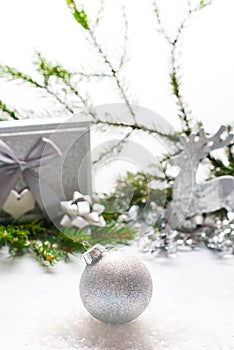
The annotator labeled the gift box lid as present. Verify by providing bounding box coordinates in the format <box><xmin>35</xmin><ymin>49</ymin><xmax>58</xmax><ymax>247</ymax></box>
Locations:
<box><xmin>0</xmin><ymin>116</ymin><xmax>91</xmax><ymax>133</ymax></box>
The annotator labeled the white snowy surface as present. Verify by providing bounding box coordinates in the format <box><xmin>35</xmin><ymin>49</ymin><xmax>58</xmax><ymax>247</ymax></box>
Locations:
<box><xmin>0</xmin><ymin>245</ymin><xmax>234</xmax><ymax>350</ymax></box>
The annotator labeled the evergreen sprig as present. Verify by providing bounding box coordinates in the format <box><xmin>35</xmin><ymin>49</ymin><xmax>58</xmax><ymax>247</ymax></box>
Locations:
<box><xmin>89</xmin><ymin>222</ymin><xmax>137</xmax><ymax>245</ymax></box>
<box><xmin>35</xmin><ymin>52</ymin><xmax>72</xmax><ymax>84</ymax></box>
<box><xmin>0</xmin><ymin>219</ymin><xmax>136</xmax><ymax>267</ymax></box>
<box><xmin>153</xmin><ymin>0</ymin><xmax>212</xmax><ymax>135</ymax></box>
<box><xmin>0</xmin><ymin>1</ymin><xmax>184</xmax><ymax>162</ymax></box>
<box><xmin>66</xmin><ymin>0</ymin><xmax>90</xmax><ymax>30</ymax></box>
<box><xmin>0</xmin><ymin>99</ymin><xmax>19</xmax><ymax>120</ymax></box>
<box><xmin>0</xmin><ymin>0</ymin><xmax>233</xmax><ymax>258</ymax></box>
<box><xmin>0</xmin><ymin>65</ymin><xmax>42</xmax><ymax>88</ymax></box>
<box><xmin>99</xmin><ymin>171</ymin><xmax>172</xmax><ymax>214</ymax></box>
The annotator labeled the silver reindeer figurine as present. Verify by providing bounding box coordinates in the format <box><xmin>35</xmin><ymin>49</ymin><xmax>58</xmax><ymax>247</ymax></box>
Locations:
<box><xmin>166</xmin><ymin>126</ymin><xmax>234</xmax><ymax>231</ymax></box>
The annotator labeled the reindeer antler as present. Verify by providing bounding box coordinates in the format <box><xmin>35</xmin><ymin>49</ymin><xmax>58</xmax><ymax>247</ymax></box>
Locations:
<box><xmin>180</xmin><ymin>126</ymin><xmax>233</xmax><ymax>160</ymax></box>
<box><xmin>180</xmin><ymin>129</ymin><xmax>206</xmax><ymax>149</ymax></box>
<box><xmin>208</xmin><ymin>126</ymin><xmax>233</xmax><ymax>151</ymax></box>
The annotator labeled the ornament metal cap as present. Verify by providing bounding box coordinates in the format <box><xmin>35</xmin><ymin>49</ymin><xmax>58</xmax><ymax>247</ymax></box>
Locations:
<box><xmin>82</xmin><ymin>244</ymin><xmax>105</xmax><ymax>265</ymax></box>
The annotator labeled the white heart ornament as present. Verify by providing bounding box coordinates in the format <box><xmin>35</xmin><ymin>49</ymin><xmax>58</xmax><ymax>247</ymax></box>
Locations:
<box><xmin>3</xmin><ymin>189</ymin><xmax>36</xmax><ymax>219</ymax></box>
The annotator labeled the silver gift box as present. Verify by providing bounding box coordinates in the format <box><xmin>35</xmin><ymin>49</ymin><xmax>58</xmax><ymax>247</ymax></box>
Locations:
<box><xmin>0</xmin><ymin>117</ymin><xmax>92</xmax><ymax>221</ymax></box>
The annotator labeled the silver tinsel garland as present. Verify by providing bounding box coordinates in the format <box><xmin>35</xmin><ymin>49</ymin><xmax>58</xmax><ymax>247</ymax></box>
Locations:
<box><xmin>119</xmin><ymin>204</ymin><xmax>234</xmax><ymax>258</ymax></box>
<box><xmin>205</xmin><ymin>212</ymin><xmax>234</xmax><ymax>256</ymax></box>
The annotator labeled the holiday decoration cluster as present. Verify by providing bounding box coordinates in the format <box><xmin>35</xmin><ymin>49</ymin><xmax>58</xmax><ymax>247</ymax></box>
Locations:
<box><xmin>0</xmin><ymin>0</ymin><xmax>233</xmax><ymax>266</ymax></box>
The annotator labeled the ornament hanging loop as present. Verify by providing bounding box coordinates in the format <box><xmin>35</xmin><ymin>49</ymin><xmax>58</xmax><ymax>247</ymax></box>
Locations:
<box><xmin>82</xmin><ymin>244</ymin><xmax>105</xmax><ymax>265</ymax></box>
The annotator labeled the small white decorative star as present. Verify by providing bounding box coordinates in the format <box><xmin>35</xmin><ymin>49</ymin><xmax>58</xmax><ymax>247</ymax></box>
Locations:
<box><xmin>60</xmin><ymin>191</ymin><xmax>106</xmax><ymax>229</ymax></box>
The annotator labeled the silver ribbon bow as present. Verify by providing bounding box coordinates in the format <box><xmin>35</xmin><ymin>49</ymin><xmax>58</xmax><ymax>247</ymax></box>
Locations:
<box><xmin>60</xmin><ymin>191</ymin><xmax>106</xmax><ymax>229</ymax></box>
<box><xmin>0</xmin><ymin>137</ymin><xmax>62</xmax><ymax>218</ymax></box>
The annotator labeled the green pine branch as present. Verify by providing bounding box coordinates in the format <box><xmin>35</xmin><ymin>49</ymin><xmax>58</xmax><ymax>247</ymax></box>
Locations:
<box><xmin>99</xmin><ymin>171</ymin><xmax>172</xmax><ymax>213</ymax></box>
<box><xmin>66</xmin><ymin>0</ymin><xmax>90</xmax><ymax>30</ymax></box>
<box><xmin>0</xmin><ymin>1</ymin><xmax>181</xmax><ymax>163</ymax></box>
<box><xmin>65</xmin><ymin>0</ymin><xmax>142</xmax><ymax>158</ymax></box>
<box><xmin>34</xmin><ymin>51</ymin><xmax>94</xmax><ymax>114</ymax></box>
<box><xmin>153</xmin><ymin>0</ymin><xmax>212</xmax><ymax>135</ymax></box>
<box><xmin>0</xmin><ymin>63</ymin><xmax>75</xmax><ymax>115</ymax></box>
<box><xmin>66</xmin><ymin>0</ymin><xmax>131</xmax><ymax>113</ymax></box>
<box><xmin>0</xmin><ymin>219</ymin><xmax>137</xmax><ymax>267</ymax></box>
<box><xmin>0</xmin><ymin>99</ymin><xmax>20</xmax><ymax>120</ymax></box>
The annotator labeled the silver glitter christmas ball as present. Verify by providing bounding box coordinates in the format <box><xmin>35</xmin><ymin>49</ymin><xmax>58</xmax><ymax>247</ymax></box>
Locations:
<box><xmin>79</xmin><ymin>245</ymin><xmax>153</xmax><ymax>324</ymax></box>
